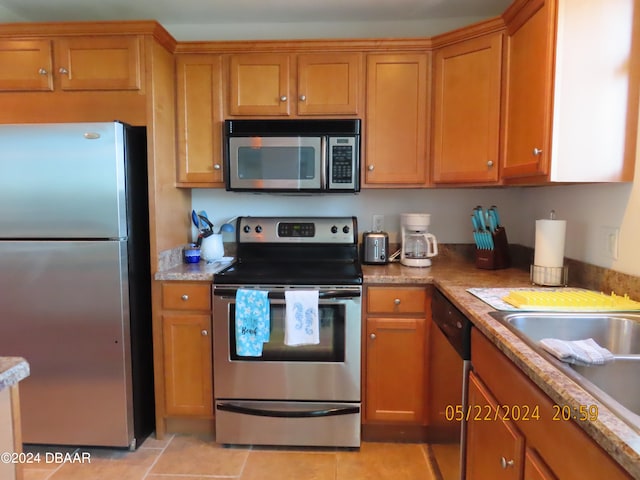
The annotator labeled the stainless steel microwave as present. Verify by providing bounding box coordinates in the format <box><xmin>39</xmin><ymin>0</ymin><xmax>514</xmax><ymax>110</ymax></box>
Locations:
<box><xmin>224</xmin><ymin>119</ymin><xmax>361</xmax><ymax>193</ymax></box>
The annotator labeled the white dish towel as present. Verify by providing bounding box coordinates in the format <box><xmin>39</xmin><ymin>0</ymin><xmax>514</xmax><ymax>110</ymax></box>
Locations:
<box><xmin>539</xmin><ymin>338</ymin><xmax>614</xmax><ymax>365</ymax></box>
<box><xmin>284</xmin><ymin>289</ymin><xmax>320</xmax><ymax>346</ymax></box>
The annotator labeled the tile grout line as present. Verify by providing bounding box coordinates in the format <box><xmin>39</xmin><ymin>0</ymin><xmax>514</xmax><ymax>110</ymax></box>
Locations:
<box><xmin>141</xmin><ymin>434</ymin><xmax>176</xmax><ymax>480</ymax></box>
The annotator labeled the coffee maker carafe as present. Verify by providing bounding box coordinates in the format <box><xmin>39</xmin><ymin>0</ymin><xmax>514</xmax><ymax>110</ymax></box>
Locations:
<box><xmin>400</xmin><ymin>213</ymin><xmax>438</xmax><ymax>267</ymax></box>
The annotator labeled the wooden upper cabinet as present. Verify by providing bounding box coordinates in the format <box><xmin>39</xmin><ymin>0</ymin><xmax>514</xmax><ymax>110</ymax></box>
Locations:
<box><xmin>432</xmin><ymin>32</ymin><xmax>503</xmax><ymax>184</ymax></box>
<box><xmin>55</xmin><ymin>36</ymin><xmax>142</xmax><ymax>91</ymax></box>
<box><xmin>365</xmin><ymin>53</ymin><xmax>429</xmax><ymax>186</ymax></box>
<box><xmin>0</xmin><ymin>35</ymin><xmax>143</xmax><ymax>92</ymax></box>
<box><xmin>176</xmin><ymin>54</ymin><xmax>224</xmax><ymax>186</ymax></box>
<box><xmin>0</xmin><ymin>39</ymin><xmax>53</xmax><ymax>91</ymax></box>
<box><xmin>296</xmin><ymin>53</ymin><xmax>360</xmax><ymax>115</ymax></box>
<box><xmin>227</xmin><ymin>52</ymin><xmax>361</xmax><ymax>116</ymax></box>
<box><xmin>502</xmin><ymin>0</ymin><xmax>638</xmax><ymax>183</ymax></box>
<box><xmin>501</xmin><ymin>0</ymin><xmax>553</xmax><ymax>181</ymax></box>
<box><xmin>229</xmin><ymin>53</ymin><xmax>291</xmax><ymax>116</ymax></box>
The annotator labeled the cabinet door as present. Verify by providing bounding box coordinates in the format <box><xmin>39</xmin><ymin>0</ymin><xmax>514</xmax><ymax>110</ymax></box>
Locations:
<box><xmin>162</xmin><ymin>313</ymin><xmax>213</xmax><ymax>417</ymax></box>
<box><xmin>297</xmin><ymin>53</ymin><xmax>361</xmax><ymax>115</ymax></box>
<box><xmin>432</xmin><ymin>33</ymin><xmax>502</xmax><ymax>184</ymax></box>
<box><xmin>502</xmin><ymin>0</ymin><xmax>554</xmax><ymax>180</ymax></box>
<box><xmin>524</xmin><ymin>448</ymin><xmax>557</xmax><ymax>480</ymax></box>
<box><xmin>0</xmin><ymin>39</ymin><xmax>53</xmax><ymax>91</ymax></box>
<box><xmin>176</xmin><ymin>54</ymin><xmax>224</xmax><ymax>186</ymax></box>
<box><xmin>365</xmin><ymin>317</ymin><xmax>427</xmax><ymax>424</ymax></box>
<box><xmin>54</xmin><ymin>36</ymin><xmax>142</xmax><ymax>91</ymax></box>
<box><xmin>228</xmin><ymin>53</ymin><xmax>290</xmax><ymax>115</ymax></box>
<box><xmin>466</xmin><ymin>372</ymin><xmax>524</xmax><ymax>479</ymax></box>
<box><xmin>365</xmin><ymin>53</ymin><xmax>429</xmax><ymax>186</ymax></box>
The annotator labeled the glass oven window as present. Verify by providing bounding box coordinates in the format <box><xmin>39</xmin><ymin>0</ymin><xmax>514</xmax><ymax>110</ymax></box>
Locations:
<box><xmin>230</xmin><ymin>303</ymin><xmax>346</xmax><ymax>362</ymax></box>
<box><xmin>237</xmin><ymin>146</ymin><xmax>317</xmax><ymax>180</ymax></box>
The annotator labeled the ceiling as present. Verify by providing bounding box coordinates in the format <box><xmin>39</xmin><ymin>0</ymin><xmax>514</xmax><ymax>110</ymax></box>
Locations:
<box><xmin>0</xmin><ymin>0</ymin><xmax>512</xmax><ymax>40</ymax></box>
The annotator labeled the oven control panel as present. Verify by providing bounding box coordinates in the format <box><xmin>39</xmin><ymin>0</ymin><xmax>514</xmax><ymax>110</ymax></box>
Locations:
<box><xmin>237</xmin><ymin>216</ymin><xmax>357</xmax><ymax>244</ymax></box>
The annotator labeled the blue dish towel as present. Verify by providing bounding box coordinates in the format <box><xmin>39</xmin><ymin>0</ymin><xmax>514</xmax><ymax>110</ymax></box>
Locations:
<box><xmin>235</xmin><ymin>289</ymin><xmax>270</xmax><ymax>357</ymax></box>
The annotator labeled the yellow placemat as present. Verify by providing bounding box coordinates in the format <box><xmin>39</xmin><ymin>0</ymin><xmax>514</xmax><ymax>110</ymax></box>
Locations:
<box><xmin>502</xmin><ymin>290</ymin><xmax>640</xmax><ymax>311</ymax></box>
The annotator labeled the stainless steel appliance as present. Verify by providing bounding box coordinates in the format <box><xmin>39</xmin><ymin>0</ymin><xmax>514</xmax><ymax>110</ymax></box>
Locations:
<box><xmin>212</xmin><ymin>216</ymin><xmax>362</xmax><ymax>447</ymax></box>
<box><xmin>432</xmin><ymin>288</ymin><xmax>473</xmax><ymax>480</ymax></box>
<box><xmin>224</xmin><ymin>119</ymin><xmax>361</xmax><ymax>193</ymax></box>
<box><xmin>362</xmin><ymin>231</ymin><xmax>389</xmax><ymax>264</ymax></box>
<box><xmin>0</xmin><ymin>122</ymin><xmax>154</xmax><ymax>449</ymax></box>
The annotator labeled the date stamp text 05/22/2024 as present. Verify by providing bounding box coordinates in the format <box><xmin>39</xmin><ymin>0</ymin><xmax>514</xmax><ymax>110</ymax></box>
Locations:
<box><xmin>445</xmin><ymin>404</ymin><xmax>599</xmax><ymax>422</ymax></box>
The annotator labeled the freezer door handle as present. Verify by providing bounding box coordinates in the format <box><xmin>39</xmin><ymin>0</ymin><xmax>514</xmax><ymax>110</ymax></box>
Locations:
<box><xmin>216</xmin><ymin>402</ymin><xmax>360</xmax><ymax>418</ymax></box>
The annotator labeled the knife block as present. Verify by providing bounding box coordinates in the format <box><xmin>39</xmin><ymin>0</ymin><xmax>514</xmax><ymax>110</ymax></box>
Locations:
<box><xmin>475</xmin><ymin>227</ymin><xmax>510</xmax><ymax>269</ymax></box>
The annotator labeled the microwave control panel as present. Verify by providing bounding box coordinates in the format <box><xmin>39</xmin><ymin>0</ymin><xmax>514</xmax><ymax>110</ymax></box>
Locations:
<box><xmin>328</xmin><ymin>136</ymin><xmax>358</xmax><ymax>190</ymax></box>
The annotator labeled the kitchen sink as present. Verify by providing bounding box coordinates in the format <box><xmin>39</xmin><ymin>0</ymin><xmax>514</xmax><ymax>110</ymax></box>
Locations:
<box><xmin>488</xmin><ymin>311</ymin><xmax>640</xmax><ymax>433</ymax></box>
<box><xmin>489</xmin><ymin>312</ymin><xmax>640</xmax><ymax>355</ymax></box>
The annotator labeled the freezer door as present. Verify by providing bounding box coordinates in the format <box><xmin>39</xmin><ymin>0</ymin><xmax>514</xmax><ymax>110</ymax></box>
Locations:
<box><xmin>0</xmin><ymin>122</ymin><xmax>127</xmax><ymax>239</ymax></box>
<box><xmin>0</xmin><ymin>240</ymin><xmax>135</xmax><ymax>448</ymax></box>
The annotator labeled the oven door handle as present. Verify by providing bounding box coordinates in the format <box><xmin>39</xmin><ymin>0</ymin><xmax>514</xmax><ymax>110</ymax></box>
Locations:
<box><xmin>216</xmin><ymin>402</ymin><xmax>360</xmax><ymax>418</ymax></box>
<box><xmin>213</xmin><ymin>288</ymin><xmax>361</xmax><ymax>300</ymax></box>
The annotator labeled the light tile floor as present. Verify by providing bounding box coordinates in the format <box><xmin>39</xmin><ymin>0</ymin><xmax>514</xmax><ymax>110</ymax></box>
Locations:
<box><xmin>22</xmin><ymin>434</ymin><xmax>457</xmax><ymax>480</ymax></box>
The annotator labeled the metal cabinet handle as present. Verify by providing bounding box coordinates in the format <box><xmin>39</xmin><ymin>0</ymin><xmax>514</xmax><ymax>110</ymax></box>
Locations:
<box><xmin>500</xmin><ymin>457</ymin><xmax>515</xmax><ymax>469</ymax></box>
<box><xmin>58</xmin><ymin>67</ymin><xmax>69</xmax><ymax>75</ymax></box>
<box><xmin>201</xmin><ymin>330</ymin><xmax>208</xmax><ymax>336</ymax></box>
<box><xmin>533</xmin><ymin>148</ymin><xmax>543</xmax><ymax>156</ymax></box>
<box><xmin>487</xmin><ymin>160</ymin><xmax>494</xmax><ymax>167</ymax></box>
<box><xmin>299</xmin><ymin>95</ymin><xmax>306</xmax><ymax>101</ymax></box>
<box><xmin>181</xmin><ymin>294</ymin><xmax>189</xmax><ymax>301</ymax></box>
<box><xmin>394</xmin><ymin>298</ymin><xmax>401</xmax><ymax>305</ymax></box>
<box><xmin>368</xmin><ymin>165</ymin><xmax>375</xmax><ymax>171</ymax></box>
<box><xmin>38</xmin><ymin>68</ymin><xmax>48</xmax><ymax>75</ymax></box>
<box><xmin>213</xmin><ymin>163</ymin><xmax>221</xmax><ymax>170</ymax></box>
<box><xmin>280</xmin><ymin>95</ymin><xmax>288</xmax><ymax>102</ymax></box>
<box><xmin>370</xmin><ymin>333</ymin><xmax>376</xmax><ymax>340</ymax></box>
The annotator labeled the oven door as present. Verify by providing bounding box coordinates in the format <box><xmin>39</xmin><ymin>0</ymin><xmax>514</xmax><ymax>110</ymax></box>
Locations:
<box><xmin>213</xmin><ymin>285</ymin><xmax>361</xmax><ymax>402</ymax></box>
<box><xmin>226</xmin><ymin>137</ymin><xmax>325</xmax><ymax>191</ymax></box>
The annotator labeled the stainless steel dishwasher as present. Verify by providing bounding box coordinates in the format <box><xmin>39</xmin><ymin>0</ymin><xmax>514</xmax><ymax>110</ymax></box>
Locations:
<box><xmin>431</xmin><ymin>288</ymin><xmax>472</xmax><ymax>480</ymax></box>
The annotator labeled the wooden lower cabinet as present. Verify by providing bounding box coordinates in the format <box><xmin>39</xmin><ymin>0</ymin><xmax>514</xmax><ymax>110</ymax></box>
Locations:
<box><xmin>363</xmin><ymin>285</ymin><xmax>430</xmax><ymax>440</ymax></box>
<box><xmin>471</xmin><ymin>328</ymin><xmax>632</xmax><ymax>479</ymax></box>
<box><xmin>466</xmin><ymin>371</ymin><xmax>524</xmax><ymax>479</ymax></box>
<box><xmin>159</xmin><ymin>282</ymin><xmax>213</xmax><ymax>419</ymax></box>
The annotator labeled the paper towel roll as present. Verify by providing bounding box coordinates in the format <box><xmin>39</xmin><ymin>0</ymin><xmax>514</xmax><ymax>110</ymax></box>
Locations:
<box><xmin>534</xmin><ymin>219</ymin><xmax>566</xmax><ymax>267</ymax></box>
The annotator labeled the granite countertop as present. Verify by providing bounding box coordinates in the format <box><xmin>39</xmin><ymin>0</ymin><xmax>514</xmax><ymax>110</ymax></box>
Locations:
<box><xmin>0</xmin><ymin>357</ymin><xmax>30</xmax><ymax>391</ymax></box>
<box><xmin>155</xmin><ymin>250</ymin><xmax>639</xmax><ymax>475</ymax></box>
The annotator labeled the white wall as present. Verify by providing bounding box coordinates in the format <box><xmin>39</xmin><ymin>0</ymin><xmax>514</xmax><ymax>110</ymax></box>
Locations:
<box><xmin>165</xmin><ymin>17</ymin><xmax>488</xmax><ymax>41</ymax></box>
<box><xmin>193</xmin><ymin>180</ymin><xmax>640</xmax><ymax>277</ymax></box>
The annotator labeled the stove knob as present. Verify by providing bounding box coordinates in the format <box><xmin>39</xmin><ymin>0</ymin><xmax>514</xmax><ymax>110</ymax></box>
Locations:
<box><xmin>255</xmin><ymin>225</ymin><xmax>263</xmax><ymax>233</ymax></box>
<box><xmin>243</xmin><ymin>225</ymin><xmax>251</xmax><ymax>233</ymax></box>
<box><xmin>343</xmin><ymin>225</ymin><xmax>350</xmax><ymax>234</ymax></box>
<box><xmin>331</xmin><ymin>225</ymin><xmax>338</xmax><ymax>234</ymax></box>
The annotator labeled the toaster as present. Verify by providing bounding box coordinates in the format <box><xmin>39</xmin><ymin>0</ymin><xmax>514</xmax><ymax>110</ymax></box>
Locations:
<box><xmin>362</xmin><ymin>231</ymin><xmax>389</xmax><ymax>264</ymax></box>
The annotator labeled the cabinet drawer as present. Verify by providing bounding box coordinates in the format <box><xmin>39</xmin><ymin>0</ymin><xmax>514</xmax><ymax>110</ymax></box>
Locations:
<box><xmin>367</xmin><ymin>286</ymin><xmax>427</xmax><ymax>314</ymax></box>
<box><xmin>162</xmin><ymin>283</ymin><xmax>211</xmax><ymax>311</ymax></box>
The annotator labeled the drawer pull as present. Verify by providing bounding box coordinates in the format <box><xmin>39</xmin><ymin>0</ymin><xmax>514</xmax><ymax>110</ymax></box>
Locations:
<box><xmin>500</xmin><ymin>457</ymin><xmax>515</xmax><ymax>469</ymax></box>
<box><xmin>201</xmin><ymin>330</ymin><xmax>208</xmax><ymax>336</ymax></box>
<box><xmin>394</xmin><ymin>298</ymin><xmax>401</xmax><ymax>305</ymax></box>
<box><xmin>181</xmin><ymin>294</ymin><xmax>189</xmax><ymax>301</ymax></box>
<box><xmin>370</xmin><ymin>333</ymin><xmax>377</xmax><ymax>340</ymax></box>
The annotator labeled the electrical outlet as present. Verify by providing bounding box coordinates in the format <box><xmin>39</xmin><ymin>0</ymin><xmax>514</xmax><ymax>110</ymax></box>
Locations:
<box><xmin>372</xmin><ymin>214</ymin><xmax>384</xmax><ymax>232</ymax></box>
<box><xmin>602</xmin><ymin>227</ymin><xmax>620</xmax><ymax>260</ymax></box>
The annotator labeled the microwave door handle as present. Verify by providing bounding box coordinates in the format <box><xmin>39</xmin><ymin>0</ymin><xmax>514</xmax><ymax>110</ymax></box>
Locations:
<box><xmin>321</xmin><ymin>136</ymin><xmax>328</xmax><ymax>189</ymax></box>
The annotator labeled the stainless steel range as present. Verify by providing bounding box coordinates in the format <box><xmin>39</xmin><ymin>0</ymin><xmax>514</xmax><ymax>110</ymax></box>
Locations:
<box><xmin>212</xmin><ymin>216</ymin><xmax>363</xmax><ymax>448</ymax></box>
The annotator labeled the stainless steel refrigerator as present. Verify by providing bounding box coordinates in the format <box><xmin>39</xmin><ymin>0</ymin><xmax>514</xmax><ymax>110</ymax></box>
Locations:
<box><xmin>0</xmin><ymin>122</ymin><xmax>154</xmax><ymax>449</ymax></box>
